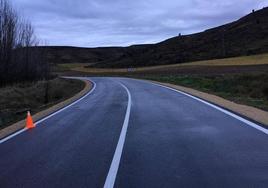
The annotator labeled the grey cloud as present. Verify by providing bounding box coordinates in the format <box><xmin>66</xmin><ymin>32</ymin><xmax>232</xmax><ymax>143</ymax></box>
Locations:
<box><xmin>13</xmin><ymin>0</ymin><xmax>268</xmax><ymax>47</ymax></box>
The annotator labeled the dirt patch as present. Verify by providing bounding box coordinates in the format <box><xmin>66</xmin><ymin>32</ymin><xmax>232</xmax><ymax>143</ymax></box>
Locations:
<box><xmin>137</xmin><ymin>64</ymin><xmax>268</xmax><ymax>75</ymax></box>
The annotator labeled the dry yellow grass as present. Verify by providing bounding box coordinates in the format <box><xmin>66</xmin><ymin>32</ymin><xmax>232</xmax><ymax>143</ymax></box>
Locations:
<box><xmin>180</xmin><ymin>53</ymin><xmax>268</xmax><ymax>66</ymax></box>
<box><xmin>73</xmin><ymin>67</ymin><xmax>128</xmax><ymax>73</ymax></box>
<box><xmin>58</xmin><ymin>63</ymin><xmax>93</xmax><ymax>69</ymax></box>
<box><xmin>59</xmin><ymin>53</ymin><xmax>268</xmax><ymax>73</ymax></box>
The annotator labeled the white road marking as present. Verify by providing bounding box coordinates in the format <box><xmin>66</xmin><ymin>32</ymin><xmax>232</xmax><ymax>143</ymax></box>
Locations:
<box><xmin>104</xmin><ymin>83</ymin><xmax>132</xmax><ymax>188</ymax></box>
<box><xmin>0</xmin><ymin>128</ymin><xmax>27</xmax><ymax>144</ymax></box>
<box><xmin>0</xmin><ymin>79</ymin><xmax>96</xmax><ymax>144</ymax></box>
<box><xmin>152</xmin><ymin>82</ymin><xmax>268</xmax><ymax>135</ymax></box>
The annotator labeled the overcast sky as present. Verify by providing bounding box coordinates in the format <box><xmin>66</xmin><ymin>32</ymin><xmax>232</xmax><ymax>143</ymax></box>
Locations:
<box><xmin>13</xmin><ymin>0</ymin><xmax>268</xmax><ymax>47</ymax></box>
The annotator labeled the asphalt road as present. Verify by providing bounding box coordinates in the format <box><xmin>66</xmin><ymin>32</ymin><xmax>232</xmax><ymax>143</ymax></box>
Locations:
<box><xmin>0</xmin><ymin>77</ymin><xmax>267</xmax><ymax>188</ymax></box>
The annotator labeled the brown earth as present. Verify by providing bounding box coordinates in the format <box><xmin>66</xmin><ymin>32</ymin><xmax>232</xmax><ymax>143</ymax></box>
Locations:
<box><xmin>57</xmin><ymin>64</ymin><xmax>268</xmax><ymax>77</ymax></box>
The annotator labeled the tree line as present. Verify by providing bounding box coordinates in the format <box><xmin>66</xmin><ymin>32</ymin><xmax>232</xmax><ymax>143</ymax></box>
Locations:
<box><xmin>0</xmin><ymin>0</ymin><xmax>49</xmax><ymax>87</ymax></box>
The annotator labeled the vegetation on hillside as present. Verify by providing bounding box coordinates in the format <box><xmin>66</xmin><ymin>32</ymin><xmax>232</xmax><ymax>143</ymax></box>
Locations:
<box><xmin>38</xmin><ymin>7</ymin><xmax>268</xmax><ymax>68</ymax></box>
<box><xmin>0</xmin><ymin>0</ymin><xmax>49</xmax><ymax>87</ymax></box>
<box><xmin>93</xmin><ymin>7</ymin><xmax>268</xmax><ymax>68</ymax></box>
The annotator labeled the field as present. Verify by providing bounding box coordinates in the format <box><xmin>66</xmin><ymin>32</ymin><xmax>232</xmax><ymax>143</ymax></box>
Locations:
<box><xmin>57</xmin><ymin>53</ymin><xmax>268</xmax><ymax>75</ymax></box>
<box><xmin>0</xmin><ymin>78</ymin><xmax>85</xmax><ymax>130</ymax></box>
<box><xmin>56</xmin><ymin>53</ymin><xmax>268</xmax><ymax>112</ymax></box>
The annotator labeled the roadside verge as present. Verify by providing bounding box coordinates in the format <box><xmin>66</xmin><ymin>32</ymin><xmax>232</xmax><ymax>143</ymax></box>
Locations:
<box><xmin>0</xmin><ymin>78</ymin><xmax>92</xmax><ymax>140</ymax></box>
<box><xmin>151</xmin><ymin>80</ymin><xmax>268</xmax><ymax>128</ymax></box>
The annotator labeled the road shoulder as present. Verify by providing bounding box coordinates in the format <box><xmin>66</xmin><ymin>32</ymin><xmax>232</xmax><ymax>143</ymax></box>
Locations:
<box><xmin>0</xmin><ymin>78</ymin><xmax>92</xmax><ymax>140</ymax></box>
<box><xmin>151</xmin><ymin>80</ymin><xmax>268</xmax><ymax>127</ymax></box>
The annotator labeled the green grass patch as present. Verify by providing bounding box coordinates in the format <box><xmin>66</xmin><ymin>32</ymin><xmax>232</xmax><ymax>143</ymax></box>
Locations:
<box><xmin>143</xmin><ymin>73</ymin><xmax>268</xmax><ymax>111</ymax></box>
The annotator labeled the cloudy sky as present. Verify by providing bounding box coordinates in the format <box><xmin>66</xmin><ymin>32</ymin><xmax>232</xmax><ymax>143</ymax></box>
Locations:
<box><xmin>13</xmin><ymin>0</ymin><xmax>268</xmax><ymax>47</ymax></box>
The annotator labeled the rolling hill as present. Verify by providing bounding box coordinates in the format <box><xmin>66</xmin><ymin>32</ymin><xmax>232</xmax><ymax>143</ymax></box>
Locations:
<box><xmin>41</xmin><ymin>7</ymin><xmax>268</xmax><ymax>68</ymax></box>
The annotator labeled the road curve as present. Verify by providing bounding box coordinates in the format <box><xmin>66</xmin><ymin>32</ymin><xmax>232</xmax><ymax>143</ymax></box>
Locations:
<box><xmin>0</xmin><ymin>77</ymin><xmax>267</xmax><ymax>188</ymax></box>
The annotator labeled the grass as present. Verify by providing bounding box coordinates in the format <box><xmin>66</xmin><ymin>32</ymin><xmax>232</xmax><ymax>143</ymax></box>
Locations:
<box><xmin>58</xmin><ymin>63</ymin><xmax>93</xmax><ymax>70</ymax></box>
<box><xmin>165</xmin><ymin>53</ymin><xmax>268</xmax><ymax>67</ymax></box>
<box><xmin>142</xmin><ymin>73</ymin><xmax>268</xmax><ymax>111</ymax></box>
<box><xmin>0</xmin><ymin>78</ymin><xmax>85</xmax><ymax>130</ymax></box>
<box><xmin>59</xmin><ymin>53</ymin><xmax>268</xmax><ymax>74</ymax></box>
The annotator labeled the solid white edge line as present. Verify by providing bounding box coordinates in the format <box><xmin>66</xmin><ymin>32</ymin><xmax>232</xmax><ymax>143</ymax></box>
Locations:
<box><xmin>150</xmin><ymin>82</ymin><xmax>268</xmax><ymax>135</ymax></box>
<box><xmin>104</xmin><ymin>83</ymin><xmax>132</xmax><ymax>188</ymax></box>
<box><xmin>0</xmin><ymin>78</ymin><xmax>96</xmax><ymax>144</ymax></box>
<box><xmin>0</xmin><ymin>128</ymin><xmax>27</xmax><ymax>144</ymax></box>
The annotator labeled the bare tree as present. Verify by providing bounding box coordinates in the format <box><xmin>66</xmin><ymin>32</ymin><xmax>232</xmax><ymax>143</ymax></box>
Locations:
<box><xmin>0</xmin><ymin>0</ymin><xmax>18</xmax><ymax>85</ymax></box>
<box><xmin>0</xmin><ymin>0</ymin><xmax>49</xmax><ymax>86</ymax></box>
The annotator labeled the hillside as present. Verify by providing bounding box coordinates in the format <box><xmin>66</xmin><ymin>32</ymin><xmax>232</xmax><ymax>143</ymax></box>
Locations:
<box><xmin>42</xmin><ymin>7</ymin><xmax>268</xmax><ymax>68</ymax></box>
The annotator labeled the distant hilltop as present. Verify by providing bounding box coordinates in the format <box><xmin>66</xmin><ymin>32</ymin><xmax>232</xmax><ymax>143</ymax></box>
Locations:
<box><xmin>37</xmin><ymin>7</ymin><xmax>268</xmax><ymax>68</ymax></box>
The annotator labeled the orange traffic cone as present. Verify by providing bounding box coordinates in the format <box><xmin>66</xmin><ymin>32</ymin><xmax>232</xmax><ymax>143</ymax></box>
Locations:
<box><xmin>26</xmin><ymin>111</ymin><xmax>35</xmax><ymax>129</ymax></box>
